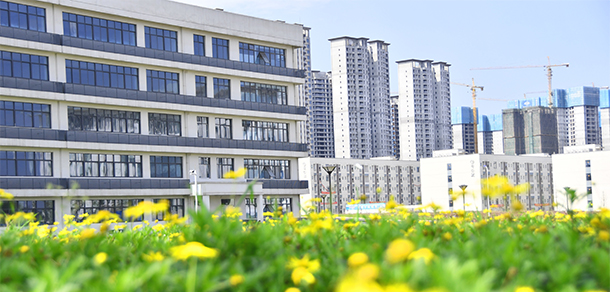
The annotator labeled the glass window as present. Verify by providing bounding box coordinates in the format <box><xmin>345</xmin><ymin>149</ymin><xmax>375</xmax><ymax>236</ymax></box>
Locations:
<box><xmin>66</xmin><ymin>60</ymin><xmax>138</xmax><ymax>90</ymax></box>
<box><xmin>213</xmin><ymin>78</ymin><xmax>230</xmax><ymax>99</ymax></box>
<box><xmin>1</xmin><ymin>200</ymin><xmax>54</xmax><ymax>226</ymax></box>
<box><xmin>71</xmin><ymin>199</ymin><xmax>142</xmax><ymax>221</ymax></box>
<box><xmin>195</xmin><ymin>76</ymin><xmax>206</xmax><ymax>97</ymax></box>
<box><xmin>215</xmin><ymin>117</ymin><xmax>232</xmax><ymax>139</ymax></box>
<box><xmin>198</xmin><ymin>157</ymin><xmax>210</xmax><ymax>179</ymax></box>
<box><xmin>146</xmin><ymin>70</ymin><xmax>179</xmax><ymax>94</ymax></box>
<box><xmin>153</xmin><ymin>198</ymin><xmax>185</xmax><ymax>220</ymax></box>
<box><xmin>217</xmin><ymin>157</ymin><xmax>234</xmax><ymax>178</ymax></box>
<box><xmin>62</xmin><ymin>12</ymin><xmax>135</xmax><ymax>46</ymax></box>
<box><xmin>0</xmin><ymin>151</ymin><xmax>52</xmax><ymax>176</ymax></box>
<box><xmin>148</xmin><ymin>113</ymin><xmax>181</xmax><ymax>136</ymax></box>
<box><xmin>585</xmin><ymin>160</ymin><xmax>591</xmax><ymax>167</ymax></box>
<box><xmin>239</xmin><ymin>42</ymin><xmax>285</xmax><ymax>67</ymax></box>
<box><xmin>0</xmin><ymin>100</ymin><xmax>50</xmax><ymax>128</ymax></box>
<box><xmin>212</xmin><ymin>37</ymin><xmax>229</xmax><ymax>59</ymax></box>
<box><xmin>150</xmin><ymin>156</ymin><xmax>182</xmax><ymax>178</ymax></box>
<box><xmin>242</xmin><ymin>120</ymin><xmax>288</xmax><ymax>142</ymax></box>
<box><xmin>145</xmin><ymin>26</ymin><xmax>177</xmax><ymax>52</ymax></box>
<box><xmin>68</xmin><ymin>106</ymin><xmax>140</xmax><ymax>133</ymax></box>
<box><xmin>69</xmin><ymin>153</ymin><xmax>142</xmax><ymax>177</ymax></box>
<box><xmin>0</xmin><ymin>50</ymin><xmax>48</xmax><ymax>80</ymax></box>
<box><xmin>197</xmin><ymin>116</ymin><xmax>208</xmax><ymax>138</ymax></box>
<box><xmin>240</xmin><ymin>81</ymin><xmax>287</xmax><ymax>105</ymax></box>
<box><xmin>244</xmin><ymin>159</ymin><xmax>290</xmax><ymax>179</ymax></box>
<box><xmin>245</xmin><ymin>198</ymin><xmax>256</xmax><ymax>219</ymax></box>
<box><xmin>0</xmin><ymin>1</ymin><xmax>45</xmax><ymax>32</ymax></box>
<box><xmin>193</xmin><ymin>34</ymin><xmax>205</xmax><ymax>56</ymax></box>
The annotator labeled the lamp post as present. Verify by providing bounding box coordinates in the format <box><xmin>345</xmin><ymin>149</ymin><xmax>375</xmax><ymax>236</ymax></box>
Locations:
<box><xmin>322</xmin><ymin>165</ymin><xmax>336</xmax><ymax>215</ymax></box>
<box><xmin>483</xmin><ymin>164</ymin><xmax>490</xmax><ymax>215</ymax></box>
<box><xmin>321</xmin><ymin>194</ymin><xmax>327</xmax><ymax>212</ymax></box>
<box><xmin>189</xmin><ymin>170</ymin><xmax>199</xmax><ymax>213</ymax></box>
<box><xmin>459</xmin><ymin>184</ymin><xmax>467</xmax><ymax>212</ymax></box>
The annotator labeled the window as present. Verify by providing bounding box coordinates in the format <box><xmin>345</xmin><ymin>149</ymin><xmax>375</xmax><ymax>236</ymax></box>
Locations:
<box><xmin>240</xmin><ymin>81</ymin><xmax>287</xmax><ymax>105</ymax></box>
<box><xmin>242</xmin><ymin>120</ymin><xmax>288</xmax><ymax>142</ymax></box>
<box><xmin>71</xmin><ymin>199</ymin><xmax>143</xmax><ymax>221</ymax></box>
<box><xmin>150</xmin><ymin>156</ymin><xmax>182</xmax><ymax>178</ymax></box>
<box><xmin>217</xmin><ymin>158</ymin><xmax>234</xmax><ymax>178</ymax></box>
<box><xmin>62</xmin><ymin>12</ymin><xmax>135</xmax><ymax>46</ymax></box>
<box><xmin>66</xmin><ymin>60</ymin><xmax>138</xmax><ymax>89</ymax></box>
<box><xmin>221</xmin><ymin>199</ymin><xmax>231</xmax><ymax>205</ymax></box>
<box><xmin>148</xmin><ymin>113</ymin><xmax>181</xmax><ymax>136</ymax></box>
<box><xmin>239</xmin><ymin>42</ymin><xmax>285</xmax><ymax>67</ymax></box>
<box><xmin>197</xmin><ymin>116</ymin><xmax>209</xmax><ymax>138</ymax></box>
<box><xmin>213</xmin><ymin>78</ymin><xmax>230</xmax><ymax>99</ymax></box>
<box><xmin>245</xmin><ymin>198</ymin><xmax>256</xmax><ymax>219</ymax></box>
<box><xmin>146</xmin><ymin>70</ymin><xmax>179</xmax><ymax>94</ymax></box>
<box><xmin>198</xmin><ymin>157</ymin><xmax>210</xmax><ymax>179</ymax></box>
<box><xmin>1</xmin><ymin>200</ymin><xmax>54</xmax><ymax>226</ymax></box>
<box><xmin>585</xmin><ymin>160</ymin><xmax>591</xmax><ymax>167</ymax></box>
<box><xmin>195</xmin><ymin>76</ymin><xmax>207</xmax><ymax>97</ymax></box>
<box><xmin>1</xmin><ymin>101</ymin><xmax>50</xmax><ymax>128</ymax></box>
<box><xmin>193</xmin><ymin>34</ymin><xmax>205</xmax><ymax>56</ymax></box>
<box><xmin>68</xmin><ymin>107</ymin><xmax>140</xmax><ymax>133</ymax></box>
<box><xmin>69</xmin><ymin>153</ymin><xmax>142</xmax><ymax>177</ymax></box>
<box><xmin>212</xmin><ymin>37</ymin><xmax>229</xmax><ymax>59</ymax></box>
<box><xmin>1</xmin><ymin>51</ymin><xmax>48</xmax><ymax>80</ymax></box>
<box><xmin>0</xmin><ymin>151</ymin><xmax>52</xmax><ymax>176</ymax></box>
<box><xmin>215</xmin><ymin>118</ymin><xmax>232</xmax><ymax>139</ymax></box>
<box><xmin>244</xmin><ymin>159</ymin><xmax>290</xmax><ymax>179</ymax></box>
<box><xmin>145</xmin><ymin>26</ymin><xmax>177</xmax><ymax>51</ymax></box>
<box><xmin>154</xmin><ymin>198</ymin><xmax>185</xmax><ymax>220</ymax></box>
<box><xmin>0</xmin><ymin>1</ymin><xmax>45</xmax><ymax>32</ymax></box>
<box><xmin>586</xmin><ymin>173</ymin><xmax>592</xmax><ymax>181</ymax></box>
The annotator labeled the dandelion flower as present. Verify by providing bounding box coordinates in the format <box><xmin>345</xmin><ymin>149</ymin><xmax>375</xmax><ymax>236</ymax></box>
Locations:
<box><xmin>285</xmin><ymin>288</ymin><xmax>301</xmax><ymax>292</ymax></box>
<box><xmin>408</xmin><ymin>248</ymin><xmax>436</xmax><ymax>264</ymax></box>
<box><xmin>143</xmin><ymin>251</ymin><xmax>165</xmax><ymax>262</ymax></box>
<box><xmin>223</xmin><ymin>167</ymin><xmax>247</xmax><ymax>179</ymax></box>
<box><xmin>514</xmin><ymin>287</ymin><xmax>535</xmax><ymax>292</ymax></box>
<box><xmin>347</xmin><ymin>252</ymin><xmax>369</xmax><ymax>268</ymax></box>
<box><xmin>287</xmin><ymin>255</ymin><xmax>320</xmax><ymax>273</ymax></box>
<box><xmin>19</xmin><ymin>245</ymin><xmax>29</xmax><ymax>253</ymax></box>
<box><xmin>355</xmin><ymin>263</ymin><xmax>380</xmax><ymax>281</ymax></box>
<box><xmin>94</xmin><ymin>252</ymin><xmax>107</xmax><ymax>265</ymax></box>
<box><xmin>229</xmin><ymin>274</ymin><xmax>245</xmax><ymax>286</ymax></box>
<box><xmin>291</xmin><ymin>267</ymin><xmax>315</xmax><ymax>285</ymax></box>
<box><xmin>0</xmin><ymin>189</ymin><xmax>14</xmax><ymax>200</ymax></box>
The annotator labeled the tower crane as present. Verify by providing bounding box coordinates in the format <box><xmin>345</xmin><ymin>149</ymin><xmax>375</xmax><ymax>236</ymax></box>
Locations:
<box><xmin>451</xmin><ymin>78</ymin><xmax>484</xmax><ymax>153</ymax></box>
<box><xmin>471</xmin><ymin>57</ymin><xmax>568</xmax><ymax>107</ymax></box>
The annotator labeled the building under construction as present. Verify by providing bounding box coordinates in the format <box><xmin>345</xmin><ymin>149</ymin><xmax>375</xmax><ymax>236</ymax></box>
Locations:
<box><xmin>503</xmin><ymin>106</ymin><xmax>559</xmax><ymax>155</ymax></box>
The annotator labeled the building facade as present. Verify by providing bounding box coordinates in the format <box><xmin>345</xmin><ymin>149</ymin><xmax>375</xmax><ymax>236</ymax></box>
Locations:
<box><xmin>299</xmin><ymin>157</ymin><xmax>421</xmax><ymax>214</ymax></box>
<box><xmin>0</xmin><ymin>0</ymin><xmax>309</xmax><ymax>224</ymax></box>
<box><xmin>553</xmin><ymin>145</ymin><xmax>610</xmax><ymax>211</ymax></box>
<box><xmin>503</xmin><ymin>106</ymin><xmax>558</xmax><ymax>155</ymax></box>
<box><xmin>600</xmin><ymin>89</ymin><xmax>610</xmax><ymax>148</ymax></box>
<box><xmin>390</xmin><ymin>95</ymin><xmax>400</xmax><ymax>159</ymax></box>
<box><xmin>329</xmin><ymin>37</ymin><xmax>391</xmax><ymax>159</ymax></box>
<box><xmin>397</xmin><ymin>59</ymin><xmax>452</xmax><ymax>161</ymax></box>
<box><xmin>309</xmin><ymin>70</ymin><xmax>334</xmax><ymax>157</ymax></box>
<box><xmin>298</xmin><ymin>26</ymin><xmax>312</xmax><ymax>156</ymax></box>
<box><xmin>451</xmin><ymin>106</ymin><xmax>475</xmax><ymax>154</ymax></box>
<box><xmin>421</xmin><ymin>150</ymin><xmax>554</xmax><ymax>212</ymax></box>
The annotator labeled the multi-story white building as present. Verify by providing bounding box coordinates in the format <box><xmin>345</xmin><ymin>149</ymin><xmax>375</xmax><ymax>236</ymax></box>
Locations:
<box><xmin>309</xmin><ymin>70</ymin><xmax>334</xmax><ymax>157</ymax></box>
<box><xmin>421</xmin><ymin>150</ymin><xmax>554</xmax><ymax>211</ymax></box>
<box><xmin>298</xmin><ymin>26</ymin><xmax>312</xmax><ymax>156</ymax></box>
<box><xmin>0</xmin><ymin>0</ymin><xmax>309</xmax><ymax>224</ymax></box>
<box><xmin>329</xmin><ymin>37</ymin><xmax>391</xmax><ymax>159</ymax></box>
<box><xmin>390</xmin><ymin>95</ymin><xmax>400</xmax><ymax>159</ymax></box>
<box><xmin>299</xmin><ymin>157</ymin><xmax>421</xmax><ymax>214</ymax></box>
<box><xmin>553</xmin><ymin>145</ymin><xmax>610</xmax><ymax>211</ymax></box>
<box><xmin>397</xmin><ymin>59</ymin><xmax>452</xmax><ymax>161</ymax></box>
<box><xmin>451</xmin><ymin>106</ymin><xmax>475</xmax><ymax>154</ymax></box>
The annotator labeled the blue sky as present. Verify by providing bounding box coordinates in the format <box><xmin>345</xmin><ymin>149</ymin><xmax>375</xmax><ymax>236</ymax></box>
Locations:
<box><xmin>176</xmin><ymin>0</ymin><xmax>609</xmax><ymax>116</ymax></box>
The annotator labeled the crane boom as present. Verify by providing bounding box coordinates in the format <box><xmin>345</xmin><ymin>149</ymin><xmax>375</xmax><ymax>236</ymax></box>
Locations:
<box><xmin>450</xmin><ymin>78</ymin><xmax>484</xmax><ymax>153</ymax></box>
<box><xmin>470</xmin><ymin>57</ymin><xmax>568</xmax><ymax>107</ymax></box>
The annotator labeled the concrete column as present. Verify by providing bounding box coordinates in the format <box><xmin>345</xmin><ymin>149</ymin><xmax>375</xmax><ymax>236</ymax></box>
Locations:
<box><xmin>232</xmin><ymin>117</ymin><xmax>242</xmax><ymax>140</ymax></box>
<box><xmin>181</xmin><ymin>28</ymin><xmax>194</xmax><ymax>55</ymax></box>
<box><xmin>230</xmin><ymin>77</ymin><xmax>240</xmax><ymax>101</ymax></box>
<box><xmin>137</xmin><ymin>25</ymin><xmax>146</xmax><ymax>48</ymax></box>
<box><xmin>257</xmin><ymin>194</ymin><xmax>264</xmax><ymax>221</ymax></box>
<box><xmin>140</xmin><ymin>110</ymin><xmax>149</xmax><ymax>135</ymax></box>
<box><xmin>142</xmin><ymin>154</ymin><xmax>151</xmax><ymax>179</ymax></box>
<box><xmin>138</xmin><ymin>66</ymin><xmax>148</xmax><ymax>92</ymax></box>
<box><xmin>183</xmin><ymin>71</ymin><xmax>196</xmax><ymax>96</ymax></box>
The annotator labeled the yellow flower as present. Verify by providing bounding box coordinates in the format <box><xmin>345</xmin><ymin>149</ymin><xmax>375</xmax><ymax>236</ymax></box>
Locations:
<box><xmin>376</xmin><ymin>187</ymin><xmax>382</xmax><ymax>194</ymax></box>
<box><xmin>0</xmin><ymin>189</ymin><xmax>14</xmax><ymax>200</ymax></box>
<box><xmin>287</xmin><ymin>255</ymin><xmax>320</xmax><ymax>273</ymax></box>
<box><xmin>514</xmin><ymin>287</ymin><xmax>535</xmax><ymax>292</ymax></box>
<box><xmin>443</xmin><ymin>232</ymin><xmax>452</xmax><ymax>241</ymax></box>
<box><xmin>285</xmin><ymin>288</ymin><xmax>301</xmax><ymax>292</ymax></box>
<box><xmin>347</xmin><ymin>199</ymin><xmax>361</xmax><ymax>205</ymax></box>
<box><xmin>142</xmin><ymin>251</ymin><xmax>165</xmax><ymax>262</ymax></box>
<box><xmin>114</xmin><ymin>224</ymin><xmax>126</xmax><ymax>231</ymax></box>
<box><xmin>229</xmin><ymin>274</ymin><xmax>245</xmax><ymax>286</ymax></box>
<box><xmin>85</xmin><ymin>210</ymin><xmax>121</xmax><ymax>224</ymax></box>
<box><xmin>598</xmin><ymin>230</ymin><xmax>610</xmax><ymax>242</ymax></box>
<box><xmin>347</xmin><ymin>252</ymin><xmax>369</xmax><ymax>268</ymax></box>
<box><xmin>385</xmin><ymin>283</ymin><xmax>414</xmax><ymax>292</ymax></box>
<box><xmin>408</xmin><ymin>248</ymin><xmax>436</xmax><ymax>264</ymax></box>
<box><xmin>124</xmin><ymin>201</ymin><xmax>169</xmax><ymax>220</ymax></box>
<box><xmin>355</xmin><ymin>263</ymin><xmax>380</xmax><ymax>281</ymax></box>
<box><xmin>79</xmin><ymin>228</ymin><xmax>96</xmax><ymax>239</ymax></box>
<box><xmin>152</xmin><ymin>224</ymin><xmax>165</xmax><ymax>232</ymax></box>
<box><xmin>369</xmin><ymin>214</ymin><xmax>381</xmax><ymax>221</ymax></box>
<box><xmin>223</xmin><ymin>206</ymin><xmax>243</xmax><ymax>218</ymax></box>
<box><xmin>170</xmin><ymin>241</ymin><xmax>218</xmax><ymax>261</ymax></box>
<box><xmin>291</xmin><ymin>267</ymin><xmax>315</xmax><ymax>285</ymax></box>
<box><xmin>385</xmin><ymin>238</ymin><xmax>415</xmax><ymax>264</ymax></box>
<box><xmin>19</xmin><ymin>245</ymin><xmax>29</xmax><ymax>253</ymax></box>
<box><xmin>94</xmin><ymin>252</ymin><xmax>107</xmax><ymax>265</ymax></box>
<box><xmin>6</xmin><ymin>212</ymin><xmax>36</xmax><ymax>224</ymax></box>
<box><xmin>223</xmin><ymin>167</ymin><xmax>247</xmax><ymax>179</ymax></box>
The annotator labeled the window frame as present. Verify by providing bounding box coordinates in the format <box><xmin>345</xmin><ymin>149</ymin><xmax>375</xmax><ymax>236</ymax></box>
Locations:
<box><xmin>0</xmin><ymin>151</ymin><xmax>52</xmax><ymax>176</ymax></box>
<box><xmin>240</xmin><ymin>81</ymin><xmax>287</xmax><ymax>105</ymax></box>
<box><xmin>197</xmin><ymin>116</ymin><xmax>209</xmax><ymax>138</ymax></box>
<box><xmin>62</xmin><ymin>12</ymin><xmax>136</xmax><ymax>46</ymax></box>
<box><xmin>215</xmin><ymin>117</ymin><xmax>232</xmax><ymax>139</ymax></box>
<box><xmin>145</xmin><ymin>26</ymin><xmax>177</xmax><ymax>52</ymax></box>
<box><xmin>198</xmin><ymin>157</ymin><xmax>211</xmax><ymax>179</ymax></box>
<box><xmin>69</xmin><ymin>153</ymin><xmax>142</xmax><ymax>178</ymax></box>
<box><xmin>68</xmin><ymin>106</ymin><xmax>141</xmax><ymax>134</ymax></box>
<box><xmin>0</xmin><ymin>100</ymin><xmax>50</xmax><ymax>128</ymax></box>
<box><xmin>65</xmin><ymin>60</ymin><xmax>139</xmax><ymax>90</ymax></box>
<box><xmin>213</xmin><ymin>77</ymin><xmax>230</xmax><ymax>99</ymax></box>
<box><xmin>150</xmin><ymin>156</ymin><xmax>183</xmax><ymax>178</ymax></box>
<box><xmin>193</xmin><ymin>34</ymin><xmax>205</xmax><ymax>56</ymax></box>
<box><xmin>146</xmin><ymin>69</ymin><xmax>179</xmax><ymax>94</ymax></box>
<box><xmin>0</xmin><ymin>50</ymin><xmax>49</xmax><ymax>80</ymax></box>
<box><xmin>0</xmin><ymin>1</ymin><xmax>46</xmax><ymax>32</ymax></box>
<box><xmin>195</xmin><ymin>75</ymin><xmax>207</xmax><ymax>97</ymax></box>
<box><xmin>217</xmin><ymin>157</ymin><xmax>234</xmax><ymax>179</ymax></box>
<box><xmin>148</xmin><ymin>113</ymin><xmax>181</xmax><ymax>136</ymax></box>
<box><xmin>212</xmin><ymin>37</ymin><xmax>229</xmax><ymax>59</ymax></box>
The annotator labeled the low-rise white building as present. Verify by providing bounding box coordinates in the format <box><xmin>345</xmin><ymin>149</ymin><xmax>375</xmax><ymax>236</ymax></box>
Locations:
<box><xmin>421</xmin><ymin>150</ymin><xmax>554</xmax><ymax>211</ymax></box>
<box><xmin>299</xmin><ymin>157</ymin><xmax>421</xmax><ymax>214</ymax></box>
<box><xmin>552</xmin><ymin>145</ymin><xmax>610</xmax><ymax>211</ymax></box>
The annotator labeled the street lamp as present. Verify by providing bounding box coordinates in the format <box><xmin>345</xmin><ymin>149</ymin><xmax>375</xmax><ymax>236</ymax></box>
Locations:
<box><xmin>189</xmin><ymin>170</ymin><xmax>199</xmax><ymax>213</ymax></box>
<box><xmin>321</xmin><ymin>193</ymin><xmax>327</xmax><ymax>212</ymax></box>
<box><xmin>483</xmin><ymin>164</ymin><xmax>490</xmax><ymax>215</ymax></box>
<box><xmin>322</xmin><ymin>165</ymin><xmax>336</xmax><ymax>215</ymax></box>
<box><xmin>459</xmin><ymin>184</ymin><xmax>467</xmax><ymax>212</ymax></box>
